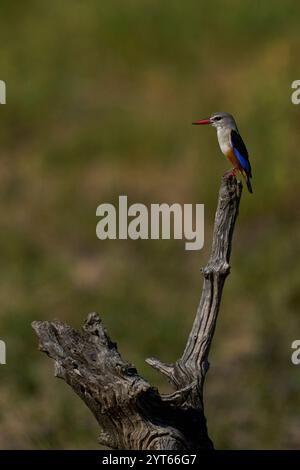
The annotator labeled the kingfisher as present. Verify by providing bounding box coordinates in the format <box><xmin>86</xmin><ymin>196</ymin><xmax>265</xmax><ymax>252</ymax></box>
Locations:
<box><xmin>193</xmin><ymin>112</ymin><xmax>253</xmax><ymax>193</ymax></box>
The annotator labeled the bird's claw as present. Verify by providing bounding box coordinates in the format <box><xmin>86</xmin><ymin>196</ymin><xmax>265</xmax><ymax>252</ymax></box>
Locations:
<box><xmin>224</xmin><ymin>168</ymin><xmax>238</xmax><ymax>178</ymax></box>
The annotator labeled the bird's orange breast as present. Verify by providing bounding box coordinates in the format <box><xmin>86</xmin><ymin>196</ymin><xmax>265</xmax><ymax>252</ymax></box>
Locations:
<box><xmin>225</xmin><ymin>147</ymin><xmax>242</xmax><ymax>170</ymax></box>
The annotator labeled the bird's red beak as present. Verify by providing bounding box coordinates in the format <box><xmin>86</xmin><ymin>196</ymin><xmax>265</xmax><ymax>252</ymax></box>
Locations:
<box><xmin>192</xmin><ymin>118</ymin><xmax>211</xmax><ymax>125</ymax></box>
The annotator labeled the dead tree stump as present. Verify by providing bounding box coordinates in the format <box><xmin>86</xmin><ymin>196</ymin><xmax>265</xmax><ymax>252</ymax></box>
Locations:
<box><xmin>32</xmin><ymin>174</ymin><xmax>242</xmax><ymax>450</ymax></box>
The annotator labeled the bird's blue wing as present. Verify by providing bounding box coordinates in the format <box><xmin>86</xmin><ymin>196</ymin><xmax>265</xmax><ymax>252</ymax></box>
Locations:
<box><xmin>231</xmin><ymin>130</ymin><xmax>252</xmax><ymax>176</ymax></box>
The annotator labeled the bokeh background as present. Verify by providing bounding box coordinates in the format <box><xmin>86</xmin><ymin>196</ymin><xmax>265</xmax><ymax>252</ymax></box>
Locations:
<box><xmin>0</xmin><ymin>0</ymin><xmax>300</xmax><ymax>449</ymax></box>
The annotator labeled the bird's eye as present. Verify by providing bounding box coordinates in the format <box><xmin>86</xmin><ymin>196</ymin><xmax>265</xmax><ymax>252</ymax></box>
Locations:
<box><xmin>214</xmin><ymin>116</ymin><xmax>221</xmax><ymax>121</ymax></box>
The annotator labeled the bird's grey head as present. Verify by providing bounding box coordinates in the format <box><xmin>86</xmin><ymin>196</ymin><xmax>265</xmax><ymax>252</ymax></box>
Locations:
<box><xmin>209</xmin><ymin>112</ymin><xmax>237</xmax><ymax>130</ymax></box>
<box><xmin>193</xmin><ymin>112</ymin><xmax>238</xmax><ymax>131</ymax></box>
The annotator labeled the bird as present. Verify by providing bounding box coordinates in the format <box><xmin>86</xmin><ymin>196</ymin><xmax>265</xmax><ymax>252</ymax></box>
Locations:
<box><xmin>192</xmin><ymin>112</ymin><xmax>253</xmax><ymax>193</ymax></box>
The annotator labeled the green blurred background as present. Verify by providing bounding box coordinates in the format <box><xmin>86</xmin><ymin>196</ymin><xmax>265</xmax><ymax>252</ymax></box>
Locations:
<box><xmin>0</xmin><ymin>0</ymin><xmax>300</xmax><ymax>449</ymax></box>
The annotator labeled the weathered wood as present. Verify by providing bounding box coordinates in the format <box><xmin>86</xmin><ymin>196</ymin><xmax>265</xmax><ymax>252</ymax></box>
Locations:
<box><xmin>32</xmin><ymin>174</ymin><xmax>242</xmax><ymax>450</ymax></box>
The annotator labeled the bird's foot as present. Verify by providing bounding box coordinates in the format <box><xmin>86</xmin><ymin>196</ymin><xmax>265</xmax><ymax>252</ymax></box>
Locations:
<box><xmin>224</xmin><ymin>168</ymin><xmax>238</xmax><ymax>178</ymax></box>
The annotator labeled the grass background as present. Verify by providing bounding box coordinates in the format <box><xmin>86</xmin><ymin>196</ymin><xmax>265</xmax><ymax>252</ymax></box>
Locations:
<box><xmin>0</xmin><ymin>0</ymin><xmax>300</xmax><ymax>449</ymax></box>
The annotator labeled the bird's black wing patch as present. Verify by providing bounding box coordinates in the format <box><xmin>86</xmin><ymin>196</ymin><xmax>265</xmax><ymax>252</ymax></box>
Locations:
<box><xmin>231</xmin><ymin>129</ymin><xmax>252</xmax><ymax>176</ymax></box>
<box><xmin>231</xmin><ymin>130</ymin><xmax>249</xmax><ymax>159</ymax></box>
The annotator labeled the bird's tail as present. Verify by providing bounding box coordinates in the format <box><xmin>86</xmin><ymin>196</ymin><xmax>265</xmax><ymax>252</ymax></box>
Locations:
<box><xmin>246</xmin><ymin>175</ymin><xmax>253</xmax><ymax>194</ymax></box>
<box><xmin>241</xmin><ymin>170</ymin><xmax>253</xmax><ymax>193</ymax></box>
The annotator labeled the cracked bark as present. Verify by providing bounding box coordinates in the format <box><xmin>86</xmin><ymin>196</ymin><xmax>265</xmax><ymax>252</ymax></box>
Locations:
<box><xmin>32</xmin><ymin>174</ymin><xmax>242</xmax><ymax>450</ymax></box>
